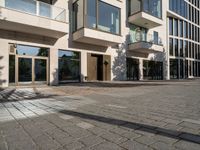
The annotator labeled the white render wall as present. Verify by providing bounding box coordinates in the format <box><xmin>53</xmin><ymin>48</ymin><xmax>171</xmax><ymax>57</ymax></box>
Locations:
<box><xmin>0</xmin><ymin>0</ymin><xmax>170</xmax><ymax>87</ymax></box>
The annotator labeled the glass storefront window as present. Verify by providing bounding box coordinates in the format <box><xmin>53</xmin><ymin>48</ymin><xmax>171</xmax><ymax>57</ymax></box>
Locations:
<box><xmin>16</xmin><ymin>45</ymin><xmax>49</xmax><ymax>57</ymax></box>
<box><xmin>143</xmin><ymin>60</ymin><xmax>163</xmax><ymax>80</ymax></box>
<box><xmin>58</xmin><ymin>50</ymin><xmax>80</xmax><ymax>82</ymax></box>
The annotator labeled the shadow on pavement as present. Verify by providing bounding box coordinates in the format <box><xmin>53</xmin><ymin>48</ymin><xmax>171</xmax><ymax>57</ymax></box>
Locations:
<box><xmin>0</xmin><ymin>88</ymin><xmax>58</xmax><ymax>103</ymax></box>
<box><xmin>59</xmin><ymin>110</ymin><xmax>200</xmax><ymax>144</ymax></box>
<box><xmin>60</xmin><ymin>82</ymin><xmax>168</xmax><ymax>88</ymax></box>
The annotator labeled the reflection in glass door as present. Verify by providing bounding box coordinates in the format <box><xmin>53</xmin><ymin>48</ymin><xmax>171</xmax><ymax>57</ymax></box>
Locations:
<box><xmin>35</xmin><ymin>59</ymin><xmax>47</xmax><ymax>82</ymax></box>
<box><xmin>18</xmin><ymin>58</ymin><xmax>32</xmax><ymax>82</ymax></box>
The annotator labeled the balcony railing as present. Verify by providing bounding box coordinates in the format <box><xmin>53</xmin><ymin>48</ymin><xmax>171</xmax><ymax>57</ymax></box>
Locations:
<box><xmin>128</xmin><ymin>0</ymin><xmax>162</xmax><ymax>19</ymax></box>
<box><xmin>129</xmin><ymin>33</ymin><xmax>163</xmax><ymax>46</ymax></box>
<box><xmin>0</xmin><ymin>0</ymin><xmax>66</xmax><ymax>22</ymax></box>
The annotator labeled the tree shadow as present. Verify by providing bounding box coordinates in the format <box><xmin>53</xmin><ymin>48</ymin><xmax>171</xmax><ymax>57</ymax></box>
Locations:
<box><xmin>112</xmin><ymin>43</ymin><xmax>127</xmax><ymax>81</ymax></box>
<box><xmin>0</xmin><ymin>88</ymin><xmax>58</xmax><ymax>103</ymax></box>
<box><xmin>59</xmin><ymin>110</ymin><xmax>200</xmax><ymax>144</ymax></box>
<box><xmin>0</xmin><ymin>56</ymin><xmax>6</xmax><ymax>86</ymax></box>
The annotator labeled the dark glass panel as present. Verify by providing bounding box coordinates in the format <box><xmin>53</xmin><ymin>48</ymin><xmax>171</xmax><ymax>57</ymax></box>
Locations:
<box><xmin>18</xmin><ymin>58</ymin><xmax>32</xmax><ymax>82</ymax></box>
<box><xmin>35</xmin><ymin>59</ymin><xmax>47</xmax><ymax>82</ymax></box>
<box><xmin>9</xmin><ymin>55</ymin><xmax>15</xmax><ymax>83</ymax></box>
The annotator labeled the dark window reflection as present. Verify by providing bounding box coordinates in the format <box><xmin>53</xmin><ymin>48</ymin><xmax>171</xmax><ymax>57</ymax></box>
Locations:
<box><xmin>35</xmin><ymin>59</ymin><xmax>47</xmax><ymax>82</ymax></box>
<box><xmin>58</xmin><ymin>50</ymin><xmax>80</xmax><ymax>82</ymax></box>
<box><xmin>143</xmin><ymin>60</ymin><xmax>163</xmax><ymax>80</ymax></box>
<box><xmin>9</xmin><ymin>55</ymin><xmax>15</xmax><ymax>83</ymax></box>
<box><xmin>18</xmin><ymin>58</ymin><xmax>32</xmax><ymax>82</ymax></box>
<box><xmin>170</xmin><ymin>59</ymin><xmax>179</xmax><ymax>79</ymax></box>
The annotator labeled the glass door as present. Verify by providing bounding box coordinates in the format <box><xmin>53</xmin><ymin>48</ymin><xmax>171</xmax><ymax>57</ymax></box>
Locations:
<box><xmin>18</xmin><ymin>57</ymin><xmax>32</xmax><ymax>83</ymax></box>
<box><xmin>17</xmin><ymin>56</ymin><xmax>48</xmax><ymax>85</ymax></box>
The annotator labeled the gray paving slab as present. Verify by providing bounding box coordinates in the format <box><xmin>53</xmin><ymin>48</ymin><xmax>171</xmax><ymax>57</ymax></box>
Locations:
<box><xmin>0</xmin><ymin>80</ymin><xmax>200</xmax><ymax>149</ymax></box>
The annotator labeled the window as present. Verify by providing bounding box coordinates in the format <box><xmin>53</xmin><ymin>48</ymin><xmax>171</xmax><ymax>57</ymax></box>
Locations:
<box><xmin>16</xmin><ymin>45</ymin><xmax>49</xmax><ymax>57</ymax></box>
<box><xmin>175</xmin><ymin>39</ymin><xmax>178</xmax><ymax>56</ymax></box>
<box><xmin>169</xmin><ymin>17</ymin><xmax>173</xmax><ymax>35</ymax></box>
<box><xmin>170</xmin><ymin>59</ymin><xmax>179</xmax><ymax>79</ymax></box>
<box><xmin>169</xmin><ymin>38</ymin><xmax>173</xmax><ymax>56</ymax></box>
<box><xmin>153</xmin><ymin>31</ymin><xmax>159</xmax><ymax>45</ymax></box>
<box><xmin>72</xmin><ymin>0</ymin><xmax>84</xmax><ymax>32</ymax></box>
<box><xmin>174</xmin><ymin>19</ymin><xmax>178</xmax><ymax>36</ymax></box>
<box><xmin>180</xmin><ymin>40</ymin><xmax>183</xmax><ymax>57</ymax></box>
<box><xmin>98</xmin><ymin>1</ymin><xmax>120</xmax><ymax>34</ymax></box>
<box><xmin>179</xmin><ymin>20</ymin><xmax>183</xmax><ymax>37</ymax></box>
<box><xmin>184</xmin><ymin>21</ymin><xmax>188</xmax><ymax>38</ymax></box>
<box><xmin>73</xmin><ymin>0</ymin><xmax>120</xmax><ymax>35</ymax></box>
<box><xmin>58</xmin><ymin>50</ymin><xmax>80</xmax><ymax>82</ymax></box>
<box><xmin>86</xmin><ymin>0</ymin><xmax>96</xmax><ymax>28</ymax></box>
<box><xmin>184</xmin><ymin>41</ymin><xmax>188</xmax><ymax>57</ymax></box>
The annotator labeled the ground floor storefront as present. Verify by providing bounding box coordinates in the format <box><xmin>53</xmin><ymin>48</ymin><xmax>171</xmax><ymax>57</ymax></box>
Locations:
<box><xmin>6</xmin><ymin>44</ymin><xmax>113</xmax><ymax>86</ymax></box>
<box><xmin>170</xmin><ymin>58</ymin><xmax>200</xmax><ymax>79</ymax></box>
<box><xmin>126</xmin><ymin>58</ymin><xmax>163</xmax><ymax>81</ymax></box>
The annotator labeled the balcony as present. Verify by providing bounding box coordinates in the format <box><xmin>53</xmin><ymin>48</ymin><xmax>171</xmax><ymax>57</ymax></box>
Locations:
<box><xmin>0</xmin><ymin>0</ymin><xmax>68</xmax><ymax>38</ymax></box>
<box><xmin>128</xmin><ymin>33</ymin><xmax>164</xmax><ymax>53</ymax></box>
<box><xmin>128</xmin><ymin>0</ymin><xmax>163</xmax><ymax>28</ymax></box>
<box><xmin>72</xmin><ymin>0</ymin><xmax>122</xmax><ymax>47</ymax></box>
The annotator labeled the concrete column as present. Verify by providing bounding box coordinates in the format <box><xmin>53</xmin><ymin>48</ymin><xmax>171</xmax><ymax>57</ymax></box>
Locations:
<box><xmin>81</xmin><ymin>51</ymin><xmax>87</xmax><ymax>82</ymax></box>
<box><xmin>0</xmin><ymin>40</ymin><xmax>9</xmax><ymax>87</ymax></box>
<box><xmin>139</xmin><ymin>59</ymin><xmax>143</xmax><ymax>80</ymax></box>
<box><xmin>49</xmin><ymin>48</ymin><xmax>58</xmax><ymax>85</ymax></box>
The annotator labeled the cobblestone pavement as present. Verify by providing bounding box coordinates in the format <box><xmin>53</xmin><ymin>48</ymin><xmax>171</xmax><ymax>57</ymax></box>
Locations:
<box><xmin>0</xmin><ymin>80</ymin><xmax>200</xmax><ymax>150</ymax></box>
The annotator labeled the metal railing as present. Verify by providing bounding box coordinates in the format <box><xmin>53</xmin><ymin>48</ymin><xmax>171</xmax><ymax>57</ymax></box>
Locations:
<box><xmin>0</xmin><ymin>0</ymin><xmax>66</xmax><ymax>22</ymax></box>
<box><xmin>129</xmin><ymin>33</ymin><xmax>163</xmax><ymax>45</ymax></box>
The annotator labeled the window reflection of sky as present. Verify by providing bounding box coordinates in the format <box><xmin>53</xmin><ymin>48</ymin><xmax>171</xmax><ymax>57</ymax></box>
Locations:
<box><xmin>59</xmin><ymin>50</ymin><xmax>80</xmax><ymax>59</ymax></box>
<box><xmin>16</xmin><ymin>45</ymin><xmax>48</xmax><ymax>56</ymax></box>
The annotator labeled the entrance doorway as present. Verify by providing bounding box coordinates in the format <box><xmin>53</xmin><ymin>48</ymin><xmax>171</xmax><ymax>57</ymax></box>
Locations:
<box><xmin>17</xmin><ymin>56</ymin><xmax>48</xmax><ymax>84</ymax></box>
<box><xmin>87</xmin><ymin>53</ymin><xmax>111</xmax><ymax>81</ymax></box>
<box><xmin>9</xmin><ymin>44</ymin><xmax>49</xmax><ymax>85</ymax></box>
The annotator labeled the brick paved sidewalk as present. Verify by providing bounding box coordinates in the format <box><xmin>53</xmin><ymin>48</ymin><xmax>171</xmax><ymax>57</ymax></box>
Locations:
<box><xmin>0</xmin><ymin>80</ymin><xmax>200</xmax><ymax>150</ymax></box>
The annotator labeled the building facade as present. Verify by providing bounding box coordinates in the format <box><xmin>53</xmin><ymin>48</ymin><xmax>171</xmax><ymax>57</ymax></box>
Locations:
<box><xmin>0</xmin><ymin>0</ymin><xmax>199</xmax><ymax>87</ymax></box>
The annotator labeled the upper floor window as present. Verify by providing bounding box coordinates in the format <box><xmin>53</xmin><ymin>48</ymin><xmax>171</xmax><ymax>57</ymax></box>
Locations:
<box><xmin>73</xmin><ymin>0</ymin><xmax>120</xmax><ymax>35</ymax></box>
<box><xmin>129</xmin><ymin>0</ymin><xmax>162</xmax><ymax>19</ymax></box>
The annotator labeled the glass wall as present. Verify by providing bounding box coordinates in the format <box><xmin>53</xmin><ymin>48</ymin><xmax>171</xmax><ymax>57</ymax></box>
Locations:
<box><xmin>143</xmin><ymin>60</ymin><xmax>163</xmax><ymax>80</ymax></box>
<box><xmin>58</xmin><ymin>50</ymin><xmax>80</xmax><ymax>82</ymax></box>
<box><xmin>128</xmin><ymin>0</ymin><xmax>162</xmax><ymax>19</ymax></box>
<box><xmin>73</xmin><ymin>0</ymin><xmax>120</xmax><ymax>34</ymax></box>
<box><xmin>129</xmin><ymin>24</ymin><xmax>147</xmax><ymax>43</ymax></box>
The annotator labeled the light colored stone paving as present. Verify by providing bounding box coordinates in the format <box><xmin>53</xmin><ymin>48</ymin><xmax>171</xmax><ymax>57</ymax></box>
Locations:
<box><xmin>0</xmin><ymin>80</ymin><xmax>200</xmax><ymax>150</ymax></box>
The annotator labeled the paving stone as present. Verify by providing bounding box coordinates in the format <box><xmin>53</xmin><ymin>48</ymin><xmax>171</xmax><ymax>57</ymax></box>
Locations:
<box><xmin>76</xmin><ymin>122</ymin><xmax>94</xmax><ymax>129</ymax></box>
<box><xmin>120</xmin><ymin>140</ymin><xmax>151</xmax><ymax>150</ymax></box>
<box><xmin>150</xmin><ymin>141</ymin><xmax>172</xmax><ymax>150</ymax></box>
<box><xmin>34</xmin><ymin>134</ymin><xmax>61</xmax><ymax>150</ymax></box>
<box><xmin>135</xmin><ymin>136</ymin><xmax>157</xmax><ymax>145</ymax></box>
<box><xmin>174</xmin><ymin>140</ymin><xmax>200</xmax><ymax>150</ymax></box>
<box><xmin>78</xmin><ymin>135</ymin><xmax>105</xmax><ymax>147</ymax></box>
<box><xmin>120</xmin><ymin>131</ymin><xmax>142</xmax><ymax>140</ymax></box>
<box><xmin>64</xmin><ymin>141</ymin><xmax>85</xmax><ymax>150</ymax></box>
<box><xmin>91</xmin><ymin>141</ymin><xmax>124</xmax><ymax>150</ymax></box>
<box><xmin>179</xmin><ymin>121</ymin><xmax>200</xmax><ymax>130</ymax></box>
<box><xmin>100</xmin><ymin>132</ymin><xmax>128</xmax><ymax>144</ymax></box>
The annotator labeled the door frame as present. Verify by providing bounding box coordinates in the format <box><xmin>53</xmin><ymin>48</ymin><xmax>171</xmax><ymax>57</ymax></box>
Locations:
<box><xmin>16</xmin><ymin>55</ymin><xmax>49</xmax><ymax>85</ymax></box>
